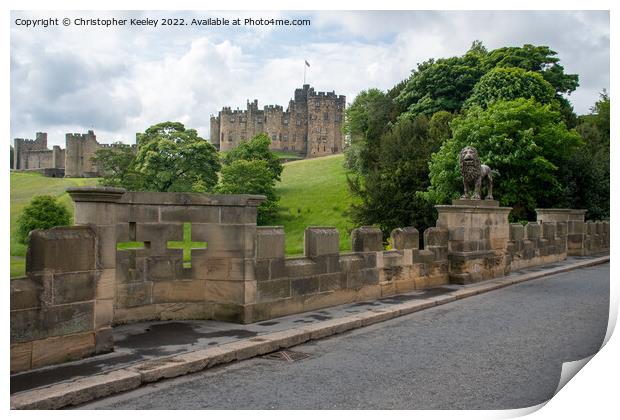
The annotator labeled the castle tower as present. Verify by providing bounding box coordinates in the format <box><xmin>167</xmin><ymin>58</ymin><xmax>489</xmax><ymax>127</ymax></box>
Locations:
<box><xmin>210</xmin><ymin>84</ymin><xmax>345</xmax><ymax>158</ymax></box>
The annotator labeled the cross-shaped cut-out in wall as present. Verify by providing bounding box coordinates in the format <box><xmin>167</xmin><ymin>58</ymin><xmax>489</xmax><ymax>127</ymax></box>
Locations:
<box><xmin>167</xmin><ymin>223</ymin><xmax>207</xmax><ymax>268</ymax></box>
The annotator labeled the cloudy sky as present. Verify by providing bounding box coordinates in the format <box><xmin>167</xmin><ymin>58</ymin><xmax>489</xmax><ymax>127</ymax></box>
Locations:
<box><xmin>10</xmin><ymin>10</ymin><xmax>610</xmax><ymax>147</ymax></box>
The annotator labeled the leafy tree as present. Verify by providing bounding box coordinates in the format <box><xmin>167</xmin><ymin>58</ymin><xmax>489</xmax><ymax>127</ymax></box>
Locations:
<box><xmin>465</xmin><ymin>67</ymin><xmax>556</xmax><ymax>108</ymax></box>
<box><xmin>133</xmin><ymin>122</ymin><xmax>221</xmax><ymax>192</ymax></box>
<box><xmin>560</xmin><ymin>92</ymin><xmax>610</xmax><ymax>219</ymax></box>
<box><xmin>221</xmin><ymin>133</ymin><xmax>283</xmax><ymax>181</ymax></box>
<box><xmin>218</xmin><ymin>159</ymin><xmax>279</xmax><ymax>225</ymax></box>
<box><xmin>348</xmin><ymin>114</ymin><xmax>443</xmax><ymax>238</ymax></box>
<box><xmin>92</xmin><ymin>142</ymin><xmax>141</xmax><ymax>190</ymax></box>
<box><xmin>481</xmin><ymin>44</ymin><xmax>579</xmax><ymax>95</ymax></box>
<box><xmin>424</xmin><ymin>98</ymin><xmax>583</xmax><ymax>220</ymax></box>
<box><xmin>342</xmin><ymin>88</ymin><xmax>394</xmax><ymax>174</ymax></box>
<box><xmin>17</xmin><ymin>195</ymin><xmax>72</xmax><ymax>244</ymax></box>
<box><xmin>395</xmin><ymin>44</ymin><xmax>487</xmax><ymax>117</ymax></box>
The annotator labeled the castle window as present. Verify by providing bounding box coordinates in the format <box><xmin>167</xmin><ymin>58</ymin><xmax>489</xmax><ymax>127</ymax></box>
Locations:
<box><xmin>296</xmin><ymin>119</ymin><xmax>301</xmax><ymax>126</ymax></box>
<box><xmin>334</xmin><ymin>115</ymin><xmax>340</xmax><ymax>122</ymax></box>
<box><xmin>324</xmin><ymin>112</ymin><xmax>329</xmax><ymax>121</ymax></box>
<box><xmin>315</xmin><ymin>101</ymin><xmax>321</xmax><ymax>108</ymax></box>
<box><xmin>283</xmin><ymin>135</ymin><xmax>288</xmax><ymax>142</ymax></box>
<box><xmin>228</xmin><ymin>133</ymin><xmax>233</xmax><ymax>142</ymax></box>
<box><xmin>257</xmin><ymin>118</ymin><xmax>262</xmax><ymax>124</ymax></box>
<box><xmin>279</xmin><ymin>133</ymin><xmax>282</xmax><ymax>141</ymax></box>
<box><xmin>284</xmin><ymin>119</ymin><xmax>289</xmax><ymax>125</ymax></box>
<box><xmin>230</xmin><ymin>117</ymin><xmax>235</xmax><ymax>123</ymax></box>
<box><xmin>264</xmin><ymin>116</ymin><xmax>268</xmax><ymax>123</ymax></box>
<box><xmin>272</xmin><ymin>134</ymin><xmax>277</xmax><ymax>141</ymax></box>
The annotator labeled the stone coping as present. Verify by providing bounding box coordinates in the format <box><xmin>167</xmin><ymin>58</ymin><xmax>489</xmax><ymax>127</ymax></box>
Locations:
<box><xmin>67</xmin><ymin>187</ymin><xmax>266</xmax><ymax>207</ymax></box>
<box><xmin>435</xmin><ymin>204</ymin><xmax>512</xmax><ymax>212</ymax></box>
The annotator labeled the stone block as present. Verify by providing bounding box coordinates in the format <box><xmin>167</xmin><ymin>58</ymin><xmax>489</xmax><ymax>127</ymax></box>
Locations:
<box><xmin>31</xmin><ymin>332</ymin><xmax>95</xmax><ymax>369</ymax></box>
<box><xmin>204</xmin><ymin>280</ymin><xmax>245</xmax><ymax>304</ymax></box>
<box><xmin>11</xmin><ymin>302</ymin><xmax>95</xmax><ymax>343</ymax></box>
<box><xmin>525</xmin><ymin>223</ymin><xmax>541</xmax><ymax>240</ymax></box>
<box><xmin>254</xmin><ymin>259</ymin><xmax>270</xmax><ymax>281</ymax></box>
<box><xmin>255</xmin><ymin>226</ymin><xmax>285</xmax><ymax>259</ymax></box>
<box><xmin>95</xmin><ymin>299</ymin><xmax>114</xmax><ymax>329</ymax></box>
<box><xmin>285</xmin><ymin>258</ymin><xmax>318</xmax><ymax>278</ymax></box>
<box><xmin>391</xmin><ymin>227</ymin><xmax>419</xmax><ymax>250</ymax></box>
<box><xmin>152</xmin><ymin>280</ymin><xmax>206</xmax><ymax>303</ymax></box>
<box><xmin>347</xmin><ymin>268</ymin><xmax>379</xmax><ymax>289</ymax></box>
<box><xmin>312</xmin><ymin>254</ymin><xmax>341</xmax><ymax>274</ymax></box>
<box><xmin>97</xmin><ymin>269</ymin><xmax>115</xmax><ymax>300</ymax></box>
<box><xmin>426</xmin><ymin>245</ymin><xmax>448</xmax><ymax>261</ymax></box>
<box><xmin>94</xmin><ymin>225</ymin><xmax>117</xmax><ymax>269</ymax></box>
<box><xmin>52</xmin><ymin>271</ymin><xmax>97</xmax><ymax>304</ymax></box>
<box><xmin>221</xmin><ymin>207</ymin><xmax>256</xmax><ymax>224</ymax></box>
<box><xmin>160</xmin><ymin>206</ymin><xmax>220</xmax><ymax>223</ymax></box>
<box><xmin>339</xmin><ymin>254</ymin><xmax>367</xmax><ymax>272</ymax></box>
<box><xmin>351</xmin><ymin>226</ymin><xmax>383</xmax><ymax>252</ymax></box>
<box><xmin>257</xmin><ymin>278</ymin><xmax>291</xmax><ymax>301</ymax></box>
<box><xmin>26</xmin><ymin>226</ymin><xmax>96</xmax><ymax>274</ymax></box>
<box><xmin>542</xmin><ymin>222</ymin><xmax>556</xmax><ymax>240</ymax></box>
<box><xmin>556</xmin><ymin>222</ymin><xmax>567</xmax><ymax>238</ymax></box>
<box><xmin>116</xmin><ymin>282</ymin><xmax>152</xmax><ymax>308</ymax></box>
<box><xmin>568</xmin><ymin>220</ymin><xmax>585</xmax><ymax>235</ymax></box>
<box><xmin>192</xmin><ymin>223</ymin><xmax>254</xmax><ymax>258</ymax></box>
<box><xmin>269</xmin><ymin>258</ymin><xmax>288</xmax><ymax>279</ymax></box>
<box><xmin>125</xmin><ymin>205</ymin><xmax>160</xmax><ymax>223</ymax></box>
<box><xmin>510</xmin><ymin>224</ymin><xmax>525</xmax><ymax>241</ymax></box>
<box><xmin>95</xmin><ymin>327</ymin><xmax>114</xmax><ymax>353</ymax></box>
<box><xmin>74</xmin><ymin>202</ymin><xmax>118</xmax><ymax>225</ymax></box>
<box><xmin>10</xmin><ymin>277</ymin><xmax>43</xmax><ymax>310</ymax></box>
<box><xmin>146</xmin><ymin>255</ymin><xmax>184</xmax><ymax>281</ymax></box>
<box><xmin>382</xmin><ymin>251</ymin><xmax>403</xmax><ymax>267</ymax></box>
<box><xmin>587</xmin><ymin>221</ymin><xmax>597</xmax><ymax>235</ymax></box>
<box><xmin>424</xmin><ymin>227</ymin><xmax>448</xmax><ymax>247</ymax></box>
<box><xmin>414</xmin><ymin>249</ymin><xmax>435</xmax><ymax>264</ymax></box>
<box><xmin>304</xmin><ymin>227</ymin><xmax>339</xmax><ymax>257</ymax></box>
<box><xmin>318</xmin><ymin>273</ymin><xmax>345</xmax><ymax>292</ymax></box>
<box><xmin>291</xmin><ymin>276</ymin><xmax>320</xmax><ymax>296</ymax></box>
<box><xmin>11</xmin><ymin>342</ymin><xmax>32</xmax><ymax>373</ymax></box>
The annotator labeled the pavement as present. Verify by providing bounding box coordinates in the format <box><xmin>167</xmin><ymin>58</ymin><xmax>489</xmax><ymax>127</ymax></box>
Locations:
<box><xmin>10</xmin><ymin>254</ymin><xmax>610</xmax><ymax>409</ymax></box>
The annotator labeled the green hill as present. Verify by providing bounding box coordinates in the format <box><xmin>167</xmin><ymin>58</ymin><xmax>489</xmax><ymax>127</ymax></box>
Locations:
<box><xmin>9</xmin><ymin>154</ymin><xmax>355</xmax><ymax>277</ymax></box>
<box><xmin>274</xmin><ymin>154</ymin><xmax>356</xmax><ymax>255</ymax></box>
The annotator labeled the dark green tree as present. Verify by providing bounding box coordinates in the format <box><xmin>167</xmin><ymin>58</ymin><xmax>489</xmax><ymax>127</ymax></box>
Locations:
<box><xmin>133</xmin><ymin>122</ymin><xmax>221</xmax><ymax>192</ymax></box>
<box><xmin>348</xmin><ymin>114</ymin><xmax>443</xmax><ymax>238</ymax></box>
<box><xmin>424</xmin><ymin>98</ymin><xmax>583</xmax><ymax>220</ymax></box>
<box><xmin>218</xmin><ymin>159</ymin><xmax>279</xmax><ymax>225</ymax></box>
<box><xmin>17</xmin><ymin>195</ymin><xmax>72</xmax><ymax>244</ymax></box>
<box><xmin>92</xmin><ymin>142</ymin><xmax>141</xmax><ymax>190</ymax></box>
<box><xmin>559</xmin><ymin>92</ymin><xmax>610</xmax><ymax>219</ymax></box>
<box><xmin>465</xmin><ymin>67</ymin><xmax>556</xmax><ymax>108</ymax></box>
<box><xmin>221</xmin><ymin>133</ymin><xmax>283</xmax><ymax>181</ymax></box>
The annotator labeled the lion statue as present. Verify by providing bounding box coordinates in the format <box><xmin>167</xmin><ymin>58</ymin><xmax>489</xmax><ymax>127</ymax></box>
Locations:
<box><xmin>459</xmin><ymin>146</ymin><xmax>494</xmax><ymax>200</ymax></box>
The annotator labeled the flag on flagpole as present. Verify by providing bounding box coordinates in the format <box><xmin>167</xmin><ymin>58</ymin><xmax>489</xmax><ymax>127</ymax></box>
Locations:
<box><xmin>305</xmin><ymin>60</ymin><xmax>310</xmax><ymax>67</ymax></box>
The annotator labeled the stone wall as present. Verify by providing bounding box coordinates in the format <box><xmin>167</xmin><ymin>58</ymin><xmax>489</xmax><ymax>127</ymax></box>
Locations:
<box><xmin>251</xmin><ymin>225</ymin><xmax>448</xmax><ymax>322</ymax></box>
<box><xmin>11</xmin><ymin>188</ymin><xmax>610</xmax><ymax>373</ymax></box>
<box><xmin>10</xmin><ymin>226</ymin><xmax>113</xmax><ymax>373</ymax></box>
<box><xmin>67</xmin><ymin>187</ymin><xmax>266</xmax><ymax>325</ymax></box>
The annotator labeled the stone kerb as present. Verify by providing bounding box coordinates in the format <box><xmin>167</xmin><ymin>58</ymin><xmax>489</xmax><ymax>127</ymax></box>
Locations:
<box><xmin>11</xmin><ymin>226</ymin><xmax>112</xmax><ymax>374</ymax></box>
<box><xmin>68</xmin><ymin>186</ymin><xmax>267</xmax><ymax>324</ymax></box>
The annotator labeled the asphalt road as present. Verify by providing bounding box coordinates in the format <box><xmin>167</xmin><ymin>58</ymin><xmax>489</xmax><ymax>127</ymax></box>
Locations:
<box><xmin>79</xmin><ymin>263</ymin><xmax>609</xmax><ymax>410</ymax></box>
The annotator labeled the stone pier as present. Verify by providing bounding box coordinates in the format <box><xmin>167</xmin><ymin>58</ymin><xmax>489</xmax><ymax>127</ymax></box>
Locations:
<box><xmin>436</xmin><ymin>199</ymin><xmax>512</xmax><ymax>284</ymax></box>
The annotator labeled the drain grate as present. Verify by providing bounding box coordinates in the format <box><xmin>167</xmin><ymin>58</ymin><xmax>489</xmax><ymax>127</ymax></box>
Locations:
<box><xmin>262</xmin><ymin>350</ymin><xmax>310</xmax><ymax>362</ymax></box>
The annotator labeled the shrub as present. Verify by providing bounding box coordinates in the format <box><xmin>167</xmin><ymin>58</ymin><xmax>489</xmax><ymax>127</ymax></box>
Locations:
<box><xmin>16</xmin><ymin>195</ymin><xmax>71</xmax><ymax>244</ymax></box>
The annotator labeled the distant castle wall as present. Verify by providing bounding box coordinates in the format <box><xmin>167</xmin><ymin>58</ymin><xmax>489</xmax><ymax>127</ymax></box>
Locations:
<box><xmin>211</xmin><ymin>85</ymin><xmax>345</xmax><ymax>158</ymax></box>
<box><xmin>12</xmin><ymin>130</ymin><xmax>127</xmax><ymax>178</ymax></box>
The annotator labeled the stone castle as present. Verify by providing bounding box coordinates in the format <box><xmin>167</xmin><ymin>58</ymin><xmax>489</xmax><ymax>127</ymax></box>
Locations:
<box><xmin>210</xmin><ymin>84</ymin><xmax>346</xmax><ymax>157</ymax></box>
<box><xmin>12</xmin><ymin>130</ymin><xmax>125</xmax><ymax>177</ymax></box>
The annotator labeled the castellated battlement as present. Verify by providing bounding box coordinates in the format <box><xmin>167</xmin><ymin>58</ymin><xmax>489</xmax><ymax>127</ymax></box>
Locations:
<box><xmin>12</xmin><ymin>130</ymin><xmax>132</xmax><ymax>178</ymax></box>
<box><xmin>212</xmin><ymin>84</ymin><xmax>345</xmax><ymax>158</ymax></box>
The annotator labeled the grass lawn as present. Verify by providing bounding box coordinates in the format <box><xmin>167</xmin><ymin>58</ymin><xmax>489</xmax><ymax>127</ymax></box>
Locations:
<box><xmin>273</xmin><ymin>154</ymin><xmax>356</xmax><ymax>255</ymax></box>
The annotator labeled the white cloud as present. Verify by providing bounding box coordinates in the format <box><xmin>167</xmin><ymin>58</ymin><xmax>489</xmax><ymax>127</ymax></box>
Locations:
<box><xmin>10</xmin><ymin>10</ymin><xmax>609</xmax><ymax>147</ymax></box>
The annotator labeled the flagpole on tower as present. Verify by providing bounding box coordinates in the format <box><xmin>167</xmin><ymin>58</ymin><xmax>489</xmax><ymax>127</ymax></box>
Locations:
<box><xmin>304</xmin><ymin>60</ymin><xmax>310</xmax><ymax>85</ymax></box>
